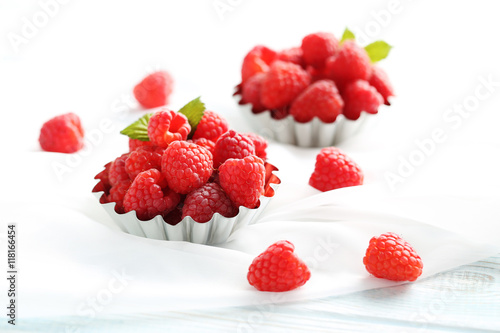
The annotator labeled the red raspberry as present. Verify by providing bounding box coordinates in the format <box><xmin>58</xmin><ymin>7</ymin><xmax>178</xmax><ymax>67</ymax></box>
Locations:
<box><xmin>247</xmin><ymin>240</ymin><xmax>311</xmax><ymax>292</ymax></box>
<box><xmin>109</xmin><ymin>153</ymin><xmax>130</xmax><ymax>186</ymax></box>
<box><xmin>147</xmin><ymin>109</ymin><xmax>191</xmax><ymax>148</ymax></box>
<box><xmin>260</xmin><ymin>61</ymin><xmax>311</xmax><ymax>110</ymax></box>
<box><xmin>123</xmin><ymin>169</ymin><xmax>180</xmax><ymax>220</ymax></box>
<box><xmin>189</xmin><ymin>138</ymin><xmax>216</xmax><ymax>155</ymax></box>
<box><xmin>342</xmin><ymin>80</ymin><xmax>383</xmax><ymax>120</ymax></box>
<box><xmin>192</xmin><ymin>110</ymin><xmax>229</xmax><ymax>142</ymax></box>
<box><xmin>363</xmin><ymin>232</ymin><xmax>423</xmax><ymax>282</ymax></box>
<box><xmin>108</xmin><ymin>181</ymin><xmax>131</xmax><ymax>213</ymax></box>
<box><xmin>243</xmin><ymin>133</ymin><xmax>268</xmax><ymax>160</ymax></box>
<box><xmin>161</xmin><ymin>141</ymin><xmax>213</xmax><ymax>194</ymax></box>
<box><xmin>213</xmin><ymin>130</ymin><xmax>256</xmax><ymax>168</ymax></box>
<box><xmin>241</xmin><ymin>73</ymin><xmax>266</xmax><ymax>113</ymax></box>
<box><xmin>133</xmin><ymin>71</ymin><xmax>173</xmax><ymax>109</ymax></box>
<box><xmin>125</xmin><ymin>146</ymin><xmax>165</xmax><ymax>179</ymax></box>
<box><xmin>309</xmin><ymin>147</ymin><xmax>363</xmax><ymax>191</ymax></box>
<box><xmin>275</xmin><ymin>47</ymin><xmax>305</xmax><ymax>67</ymax></box>
<box><xmin>241</xmin><ymin>45</ymin><xmax>277</xmax><ymax>83</ymax></box>
<box><xmin>369</xmin><ymin>66</ymin><xmax>394</xmax><ymax>105</ymax></box>
<box><xmin>182</xmin><ymin>183</ymin><xmax>237</xmax><ymax>223</ymax></box>
<box><xmin>129</xmin><ymin>138</ymin><xmax>154</xmax><ymax>152</ymax></box>
<box><xmin>39</xmin><ymin>113</ymin><xmax>84</xmax><ymax>153</ymax></box>
<box><xmin>219</xmin><ymin>155</ymin><xmax>265</xmax><ymax>209</ymax></box>
<box><xmin>325</xmin><ymin>41</ymin><xmax>371</xmax><ymax>85</ymax></box>
<box><xmin>289</xmin><ymin>80</ymin><xmax>344</xmax><ymax>123</ymax></box>
<box><xmin>301</xmin><ymin>32</ymin><xmax>339</xmax><ymax>68</ymax></box>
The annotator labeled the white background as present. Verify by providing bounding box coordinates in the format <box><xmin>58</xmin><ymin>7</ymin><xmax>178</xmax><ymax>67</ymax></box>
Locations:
<box><xmin>0</xmin><ymin>0</ymin><xmax>500</xmax><ymax>324</ymax></box>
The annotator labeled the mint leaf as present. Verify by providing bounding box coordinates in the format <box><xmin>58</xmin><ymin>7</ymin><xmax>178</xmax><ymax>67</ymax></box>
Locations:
<box><xmin>340</xmin><ymin>28</ymin><xmax>355</xmax><ymax>43</ymax></box>
<box><xmin>120</xmin><ymin>113</ymin><xmax>152</xmax><ymax>141</ymax></box>
<box><xmin>364</xmin><ymin>41</ymin><xmax>392</xmax><ymax>63</ymax></box>
<box><xmin>178</xmin><ymin>97</ymin><xmax>205</xmax><ymax>137</ymax></box>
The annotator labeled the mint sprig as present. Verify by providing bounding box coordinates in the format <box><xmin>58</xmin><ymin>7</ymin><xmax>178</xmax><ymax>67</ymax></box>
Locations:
<box><xmin>364</xmin><ymin>41</ymin><xmax>392</xmax><ymax>63</ymax></box>
<box><xmin>120</xmin><ymin>113</ymin><xmax>152</xmax><ymax>141</ymax></box>
<box><xmin>178</xmin><ymin>96</ymin><xmax>205</xmax><ymax>137</ymax></box>
<box><xmin>340</xmin><ymin>28</ymin><xmax>355</xmax><ymax>44</ymax></box>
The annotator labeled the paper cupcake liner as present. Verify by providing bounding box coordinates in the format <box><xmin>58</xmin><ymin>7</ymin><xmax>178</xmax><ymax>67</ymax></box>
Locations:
<box><xmin>239</xmin><ymin>102</ymin><xmax>375</xmax><ymax>147</ymax></box>
<box><xmin>92</xmin><ymin>163</ymin><xmax>280</xmax><ymax>245</ymax></box>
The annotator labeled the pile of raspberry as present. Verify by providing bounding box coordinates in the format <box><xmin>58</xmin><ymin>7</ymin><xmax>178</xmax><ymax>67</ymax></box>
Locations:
<box><xmin>93</xmin><ymin>107</ymin><xmax>276</xmax><ymax>225</ymax></box>
<box><xmin>236</xmin><ymin>31</ymin><xmax>394</xmax><ymax>122</ymax></box>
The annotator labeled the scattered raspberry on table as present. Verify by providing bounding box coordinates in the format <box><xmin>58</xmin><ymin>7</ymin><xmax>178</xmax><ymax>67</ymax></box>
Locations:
<box><xmin>363</xmin><ymin>232</ymin><xmax>423</xmax><ymax>281</ymax></box>
<box><xmin>39</xmin><ymin>113</ymin><xmax>84</xmax><ymax>153</ymax></box>
<box><xmin>247</xmin><ymin>240</ymin><xmax>311</xmax><ymax>292</ymax></box>
<box><xmin>309</xmin><ymin>147</ymin><xmax>363</xmax><ymax>192</ymax></box>
<box><xmin>133</xmin><ymin>71</ymin><xmax>173</xmax><ymax>109</ymax></box>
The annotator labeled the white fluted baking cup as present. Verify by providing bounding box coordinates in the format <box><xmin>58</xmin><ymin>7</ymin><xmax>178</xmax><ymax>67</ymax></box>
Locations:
<box><xmin>239</xmin><ymin>103</ymin><xmax>377</xmax><ymax>147</ymax></box>
<box><xmin>92</xmin><ymin>165</ymin><xmax>280</xmax><ymax>245</ymax></box>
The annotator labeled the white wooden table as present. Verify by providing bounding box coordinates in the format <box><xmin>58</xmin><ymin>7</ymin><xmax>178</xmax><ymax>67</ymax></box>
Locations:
<box><xmin>9</xmin><ymin>254</ymin><xmax>499</xmax><ymax>332</ymax></box>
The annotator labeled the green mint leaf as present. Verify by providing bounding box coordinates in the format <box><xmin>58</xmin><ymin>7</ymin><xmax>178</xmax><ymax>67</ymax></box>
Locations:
<box><xmin>364</xmin><ymin>41</ymin><xmax>392</xmax><ymax>63</ymax></box>
<box><xmin>178</xmin><ymin>97</ymin><xmax>205</xmax><ymax>137</ymax></box>
<box><xmin>120</xmin><ymin>113</ymin><xmax>152</xmax><ymax>141</ymax></box>
<box><xmin>340</xmin><ymin>28</ymin><xmax>355</xmax><ymax>43</ymax></box>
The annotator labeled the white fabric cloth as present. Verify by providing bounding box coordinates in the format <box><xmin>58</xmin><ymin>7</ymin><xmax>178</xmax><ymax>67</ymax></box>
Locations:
<box><xmin>1</xmin><ymin>0</ymin><xmax>500</xmax><ymax>319</ymax></box>
<box><xmin>1</xmin><ymin>135</ymin><xmax>499</xmax><ymax>318</ymax></box>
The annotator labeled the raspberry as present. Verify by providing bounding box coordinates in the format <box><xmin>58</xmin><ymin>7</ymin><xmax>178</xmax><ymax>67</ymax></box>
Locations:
<box><xmin>247</xmin><ymin>240</ymin><xmax>311</xmax><ymax>292</ymax></box>
<box><xmin>241</xmin><ymin>45</ymin><xmax>277</xmax><ymax>83</ymax></box>
<box><xmin>325</xmin><ymin>41</ymin><xmax>371</xmax><ymax>85</ymax></box>
<box><xmin>125</xmin><ymin>146</ymin><xmax>165</xmax><ymax>179</ymax></box>
<box><xmin>109</xmin><ymin>153</ymin><xmax>130</xmax><ymax>186</ymax></box>
<box><xmin>342</xmin><ymin>80</ymin><xmax>383</xmax><ymax>120</ymax></box>
<box><xmin>133</xmin><ymin>71</ymin><xmax>173</xmax><ymax>109</ymax></box>
<box><xmin>243</xmin><ymin>133</ymin><xmax>268</xmax><ymax>160</ymax></box>
<box><xmin>123</xmin><ymin>169</ymin><xmax>180</xmax><ymax>220</ymax></box>
<box><xmin>182</xmin><ymin>183</ymin><xmax>237</xmax><ymax>223</ymax></box>
<box><xmin>275</xmin><ymin>47</ymin><xmax>305</xmax><ymax>67</ymax></box>
<box><xmin>363</xmin><ymin>232</ymin><xmax>423</xmax><ymax>282</ymax></box>
<box><xmin>289</xmin><ymin>80</ymin><xmax>344</xmax><ymax>123</ymax></box>
<box><xmin>260</xmin><ymin>61</ymin><xmax>311</xmax><ymax>110</ymax></box>
<box><xmin>161</xmin><ymin>141</ymin><xmax>213</xmax><ymax>194</ymax></box>
<box><xmin>108</xmin><ymin>181</ymin><xmax>131</xmax><ymax>213</ymax></box>
<box><xmin>219</xmin><ymin>155</ymin><xmax>265</xmax><ymax>209</ymax></box>
<box><xmin>309</xmin><ymin>147</ymin><xmax>363</xmax><ymax>191</ymax></box>
<box><xmin>147</xmin><ymin>109</ymin><xmax>191</xmax><ymax>148</ymax></box>
<box><xmin>241</xmin><ymin>73</ymin><xmax>266</xmax><ymax>113</ymax></box>
<box><xmin>129</xmin><ymin>138</ymin><xmax>154</xmax><ymax>152</ymax></box>
<box><xmin>301</xmin><ymin>32</ymin><xmax>339</xmax><ymax>68</ymax></box>
<box><xmin>189</xmin><ymin>138</ymin><xmax>216</xmax><ymax>155</ymax></box>
<box><xmin>192</xmin><ymin>110</ymin><xmax>229</xmax><ymax>142</ymax></box>
<box><xmin>369</xmin><ymin>66</ymin><xmax>394</xmax><ymax>105</ymax></box>
<box><xmin>39</xmin><ymin>113</ymin><xmax>84</xmax><ymax>153</ymax></box>
<box><xmin>213</xmin><ymin>130</ymin><xmax>256</xmax><ymax>168</ymax></box>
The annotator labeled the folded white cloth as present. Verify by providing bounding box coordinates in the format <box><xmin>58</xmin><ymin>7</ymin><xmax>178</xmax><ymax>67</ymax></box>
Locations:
<box><xmin>2</xmin><ymin>138</ymin><xmax>499</xmax><ymax>318</ymax></box>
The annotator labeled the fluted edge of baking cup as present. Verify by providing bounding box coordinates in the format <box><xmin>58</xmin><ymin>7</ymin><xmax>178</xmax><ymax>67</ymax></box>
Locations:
<box><xmin>92</xmin><ymin>163</ymin><xmax>280</xmax><ymax>245</ymax></box>
<box><xmin>238</xmin><ymin>102</ymin><xmax>375</xmax><ymax>148</ymax></box>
